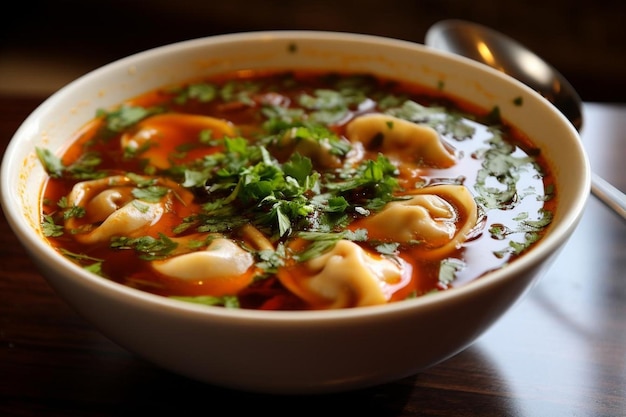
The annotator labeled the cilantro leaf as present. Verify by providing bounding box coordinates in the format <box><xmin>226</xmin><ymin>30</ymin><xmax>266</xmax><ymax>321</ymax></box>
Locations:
<box><xmin>170</xmin><ymin>295</ymin><xmax>240</xmax><ymax>308</ymax></box>
<box><xmin>41</xmin><ymin>214</ymin><xmax>64</xmax><ymax>237</ymax></box>
<box><xmin>36</xmin><ymin>148</ymin><xmax>65</xmax><ymax>178</ymax></box>
<box><xmin>295</xmin><ymin>229</ymin><xmax>368</xmax><ymax>261</ymax></box>
<box><xmin>97</xmin><ymin>105</ymin><xmax>161</xmax><ymax>133</ymax></box>
<box><xmin>111</xmin><ymin>233</ymin><xmax>178</xmax><ymax>260</ymax></box>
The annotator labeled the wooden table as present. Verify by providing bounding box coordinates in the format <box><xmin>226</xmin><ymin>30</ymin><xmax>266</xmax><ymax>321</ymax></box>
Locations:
<box><xmin>1</xmin><ymin>95</ymin><xmax>625</xmax><ymax>416</ymax></box>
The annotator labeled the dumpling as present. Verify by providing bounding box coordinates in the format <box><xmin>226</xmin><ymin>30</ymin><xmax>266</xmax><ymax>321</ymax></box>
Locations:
<box><xmin>64</xmin><ymin>175</ymin><xmax>195</xmax><ymax>245</ymax></box>
<box><xmin>278</xmin><ymin>240</ymin><xmax>411</xmax><ymax>309</ymax></box>
<box><xmin>359</xmin><ymin>184</ymin><xmax>478</xmax><ymax>259</ymax></box>
<box><xmin>151</xmin><ymin>237</ymin><xmax>256</xmax><ymax>296</ymax></box>
<box><xmin>120</xmin><ymin>113</ymin><xmax>236</xmax><ymax>169</ymax></box>
<box><xmin>270</xmin><ymin>127</ymin><xmax>348</xmax><ymax>168</ymax></box>
<box><xmin>345</xmin><ymin>113</ymin><xmax>456</xmax><ymax>167</ymax></box>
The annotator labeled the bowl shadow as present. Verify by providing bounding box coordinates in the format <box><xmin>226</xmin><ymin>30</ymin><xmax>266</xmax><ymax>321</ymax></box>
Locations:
<box><xmin>109</xmin><ymin>345</ymin><xmax>511</xmax><ymax>416</ymax></box>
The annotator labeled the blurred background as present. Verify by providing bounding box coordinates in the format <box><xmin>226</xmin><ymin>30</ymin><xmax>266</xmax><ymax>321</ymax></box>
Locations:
<box><xmin>1</xmin><ymin>0</ymin><xmax>625</xmax><ymax>101</ymax></box>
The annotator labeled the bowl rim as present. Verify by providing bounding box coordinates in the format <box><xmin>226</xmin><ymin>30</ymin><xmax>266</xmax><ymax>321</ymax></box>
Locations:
<box><xmin>0</xmin><ymin>30</ymin><xmax>591</xmax><ymax>322</ymax></box>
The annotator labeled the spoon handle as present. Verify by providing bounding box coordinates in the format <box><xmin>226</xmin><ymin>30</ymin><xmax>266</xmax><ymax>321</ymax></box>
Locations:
<box><xmin>590</xmin><ymin>172</ymin><xmax>626</xmax><ymax>220</ymax></box>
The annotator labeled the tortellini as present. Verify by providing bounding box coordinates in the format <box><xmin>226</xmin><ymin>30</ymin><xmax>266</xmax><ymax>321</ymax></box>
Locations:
<box><xmin>346</xmin><ymin>113</ymin><xmax>456</xmax><ymax>167</ymax></box>
<box><xmin>120</xmin><ymin>113</ymin><xmax>236</xmax><ymax>169</ymax></box>
<box><xmin>278</xmin><ymin>240</ymin><xmax>411</xmax><ymax>309</ymax></box>
<box><xmin>360</xmin><ymin>184</ymin><xmax>478</xmax><ymax>259</ymax></box>
<box><xmin>270</xmin><ymin>127</ymin><xmax>346</xmax><ymax>168</ymax></box>
<box><xmin>64</xmin><ymin>175</ymin><xmax>195</xmax><ymax>245</ymax></box>
<box><xmin>151</xmin><ymin>237</ymin><xmax>256</xmax><ymax>296</ymax></box>
<box><xmin>277</xmin><ymin>184</ymin><xmax>478</xmax><ymax>308</ymax></box>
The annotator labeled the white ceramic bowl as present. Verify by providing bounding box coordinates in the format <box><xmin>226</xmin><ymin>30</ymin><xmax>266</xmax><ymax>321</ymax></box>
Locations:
<box><xmin>0</xmin><ymin>31</ymin><xmax>590</xmax><ymax>394</ymax></box>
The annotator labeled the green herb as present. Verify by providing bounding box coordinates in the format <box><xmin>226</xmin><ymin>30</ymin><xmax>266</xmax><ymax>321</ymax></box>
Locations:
<box><xmin>84</xmin><ymin>262</ymin><xmax>104</xmax><ymax>276</ymax></box>
<box><xmin>97</xmin><ymin>105</ymin><xmax>161</xmax><ymax>133</ymax></box>
<box><xmin>63</xmin><ymin>205</ymin><xmax>86</xmax><ymax>220</ymax></box>
<box><xmin>111</xmin><ymin>233</ymin><xmax>178</xmax><ymax>260</ymax></box>
<box><xmin>439</xmin><ymin>257</ymin><xmax>466</xmax><ymax>286</ymax></box>
<box><xmin>385</xmin><ymin>100</ymin><xmax>475</xmax><ymax>141</ymax></box>
<box><xmin>174</xmin><ymin>83</ymin><xmax>218</xmax><ymax>104</ymax></box>
<box><xmin>298</xmin><ymin>88</ymin><xmax>365</xmax><ymax>125</ymax></box>
<box><xmin>36</xmin><ymin>148</ymin><xmax>65</xmax><ymax>178</ymax></box>
<box><xmin>375</xmin><ymin>242</ymin><xmax>400</xmax><ymax>255</ymax></box>
<box><xmin>56</xmin><ymin>195</ymin><xmax>86</xmax><ymax>220</ymax></box>
<box><xmin>41</xmin><ymin>214</ymin><xmax>64</xmax><ymax>237</ymax></box>
<box><xmin>492</xmin><ymin>209</ymin><xmax>552</xmax><ymax>258</ymax></box>
<box><xmin>59</xmin><ymin>248</ymin><xmax>103</xmax><ymax>262</ymax></box>
<box><xmin>256</xmin><ymin>243</ymin><xmax>287</xmax><ymax>274</ymax></box>
<box><xmin>57</xmin><ymin>249</ymin><xmax>105</xmax><ymax>277</ymax></box>
<box><xmin>131</xmin><ymin>185</ymin><xmax>169</xmax><ymax>203</ymax></box>
<box><xmin>295</xmin><ymin>229</ymin><xmax>368</xmax><ymax>262</ymax></box>
<box><xmin>328</xmin><ymin>154</ymin><xmax>400</xmax><ymax>210</ymax></box>
<box><xmin>170</xmin><ymin>295</ymin><xmax>240</xmax><ymax>308</ymax></box>
<box><xmin>36</xmin><ymin>147</ymin><xmax>106</xmax><ymax>180</ymax></box>
<box><xmin>474</xmin><ymin>128</ymin><xmax>536</xmax><ymax>210</ymax></box>
<box><xmin>66</xmin><ymin>152</ymin><xmax>106</xmax><ymax>180</ymax></box>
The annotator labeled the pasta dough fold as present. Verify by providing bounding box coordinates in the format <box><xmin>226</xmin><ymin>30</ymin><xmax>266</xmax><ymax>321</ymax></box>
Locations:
<box><xmin>278</xmin><ymin>240</ymin><xmax>411</xmax><ymax>309</ymax></box>
<box><xmin>360</xmin><ymin>184</ymin><xmax>478</xmax><ymax>259</ymax></box>
<box><xmin>151</xmin><ymin>238</ymin><xmax>255</xmax><ymax>296</ymax></box>
<box><xmin>346</xmin><ymin>113</ymin><xmax>456</xmax><ymax>167</ymax></box>
<box><xmin>64</xmin><ymin>175</ymin><xmax>194</xmax><ymax>245</ymax></box>
<box><xmin>120</xmin><ymin>113</ymin><xmax>236</xmax><ymax>169</ymax></box>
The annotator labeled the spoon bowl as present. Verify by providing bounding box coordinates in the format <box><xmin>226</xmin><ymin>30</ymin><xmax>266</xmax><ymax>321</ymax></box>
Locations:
<box><xmin>426</xmin><ymin>19</ymin><xmax>626</xmax><ymax>220</ymax></box>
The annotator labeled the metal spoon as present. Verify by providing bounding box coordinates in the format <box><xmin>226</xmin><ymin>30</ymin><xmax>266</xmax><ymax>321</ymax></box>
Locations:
<box><xmin>425</xmin><ymin>19</ymin><xmax>626</xmax><ymax>220</ymax></box>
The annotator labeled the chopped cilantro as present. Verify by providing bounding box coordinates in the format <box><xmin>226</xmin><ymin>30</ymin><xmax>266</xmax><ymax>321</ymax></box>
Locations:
<box><xmin>295</xmin><ymin>229</ymin><xmax>368</xmax><ymax>261</ymax></box>
<box><xmin>170</xmin><ymin>295</ymin><xmax>240</xmax><ymax>308</ymax></box>
<box><xmin>131</xmin><ymin>185</ymin><xmax>169</xmax><ymax>203</ymax></box>
<box><xmin>256</xmin><ymin>244</ymin><xmax>287</xmax><ymax>274</ymax></box>
<box><xmin>111</xmin><ymin>233</ymin><xmax>178</xmax><ymax>260</ymax></box>
<box><xmin>375</xmin><ymin>242</ymin><xmax>400</xmax><ymax>255</ymax></box>
<box><xmin>97</xmin><ymin>104</ymin><xmax>161</xmax><ymax>133</ymax></box>
<box><xmin>41</xmin><ymin>215</ymin><xmax>64</xmax><ymax>237</ymax></box>
<box><xmin>35</xmin><ymin>147</ymin><xmax>106</xmax><ymax>180</ymax></box>
<box><xmin>36</xmin><ymin>148</ymin><xmax>65</xmax><ymax>178</ymax></box>
<box><xmin>439</xmin><ymin>257</ymin><xmax>466</xmax><ymax>286</ymax></box>
<box><xmin>174</xmin><ymin>83</ymin><xmax>218</xmax><ymax>104</ymax></box>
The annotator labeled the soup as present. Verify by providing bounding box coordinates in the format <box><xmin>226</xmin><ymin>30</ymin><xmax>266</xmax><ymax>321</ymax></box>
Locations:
<box><xmin>37</xmin><ymin>70</ymin><xmax>555</xmax><ymax>310</ymax></box>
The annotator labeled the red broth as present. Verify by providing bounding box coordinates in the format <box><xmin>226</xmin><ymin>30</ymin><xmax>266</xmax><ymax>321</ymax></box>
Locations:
<box><xmin>38</xmin><ymin>70</ymin><xmax>555</xmax><ymax>310</ymax></box>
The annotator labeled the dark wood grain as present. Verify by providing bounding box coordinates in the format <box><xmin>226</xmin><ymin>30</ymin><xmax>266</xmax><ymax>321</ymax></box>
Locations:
<box><xmin>1</xmin><ymin>96</ymin><xmax>625</xmax><ymax>416</ymax></box>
